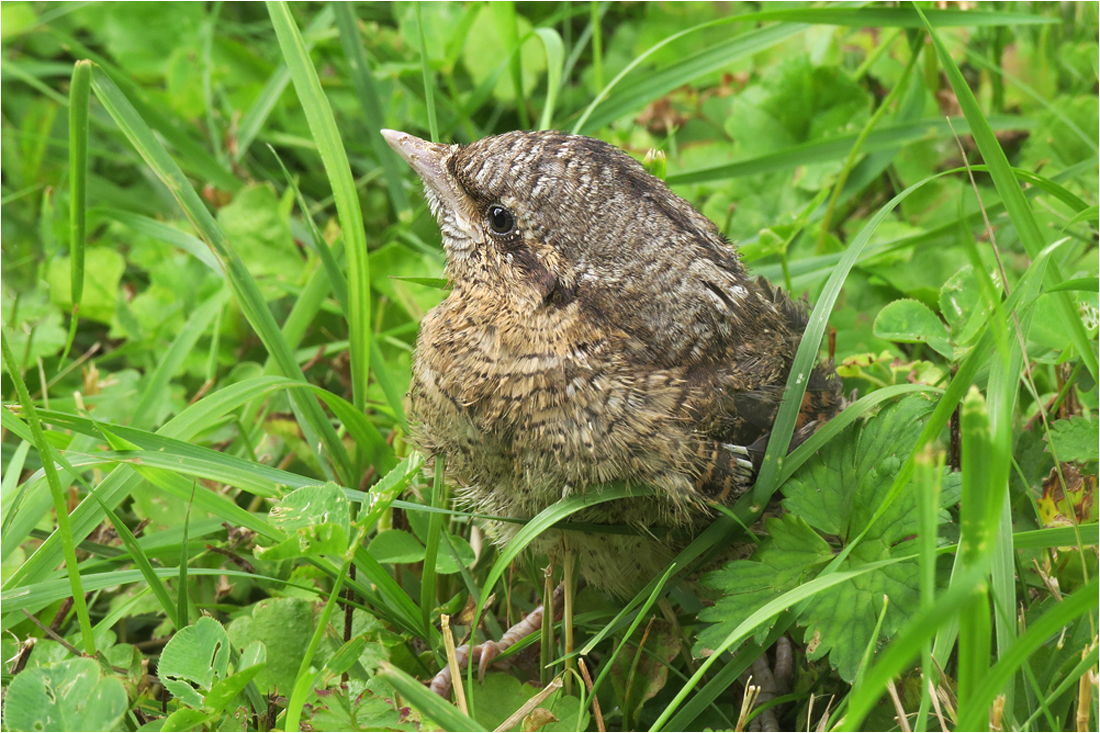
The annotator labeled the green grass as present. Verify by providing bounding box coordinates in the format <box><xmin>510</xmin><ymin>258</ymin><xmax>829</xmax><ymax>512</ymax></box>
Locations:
<box><xmin>1</xmin><ymin>2</ymin><xmax>1097</xmax><ymax>731</ymax></box>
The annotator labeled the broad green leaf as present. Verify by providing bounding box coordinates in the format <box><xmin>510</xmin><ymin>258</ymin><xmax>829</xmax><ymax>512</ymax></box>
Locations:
<box><xmin>202</xmin><ymin>642</ymin><xmax>267</xmax><ymax>714</ymax></box>
<box><xmin>44</xmin><ymin>246</ymin><xmax>124</xmax><ymax>324</ymax></box>
<box><xmin>3</xmin><ymin>657</ymin><xmax>128</xmax><ymax>732</ymax></box>
<box><xmin>256</xmin><ymin>482</ymin><xmax>352</xmax><ymax>560</ymax></box>
<box><xmin>369</xmin><ymin>528</ymin><xmax>426</xmax><ymax>565</ymax></box>
<box><xmin>162</xmin><ymin>708</ymin><xmax>213</xmax><ymax>732</ymax></box>
<box><xmin>939</xmin><ymin>264</ymin><xmax>993</xmax><ymax>342</ymax></box>
<box><xmin>333</xmin><ymin>3</ymin><xmax>410</xmax><ymax>218</ymax></box>
<box><xmin>873</xmin><ymin>299</ymin><xmax>953</xmax><ymax>358</ymax></box>
<box><xmin>227</xmin><ymin>597</ymin><xmax>315</xmax><ymax>696</ymax></box>
<box><xmin>159</xmin><ymin>616</ymin><xmax>232</xmax><ymax>706</ymax></box>
<box><xmin>461</xmin><ymin>5</ymin><xmax>545</xmax><ymax>104</ymax></box>
<box><xmin>468</xmin><ymin>673</ymin><xmax>589</xmax><ymax>733</ymax></box>
<box><xmin>216</xmin><ymin>183</ymin><xmax>302</xmax><ymax>286</ymax></box>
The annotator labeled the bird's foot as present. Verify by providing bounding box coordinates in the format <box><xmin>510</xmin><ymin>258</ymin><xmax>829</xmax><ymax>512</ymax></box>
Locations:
<box><xmin>430</xmin><ymin>584</ymin><xmax>566</xmax><ymax>698</ymax></box>
<box><xmin>742</xmin><ymin>636</ymin><xmax>794</xmax><ymax>732</ymax></box>
<box><xmin>721</xmin><ymin>443</ymin><xmax>756</xmax><ymax>481</ymax></box>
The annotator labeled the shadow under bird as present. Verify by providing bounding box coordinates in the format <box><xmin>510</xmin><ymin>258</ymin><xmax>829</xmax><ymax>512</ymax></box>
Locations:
<box><xmin>382</xmin><ymin>128</ymin><xmax>842</xmax><ymax>597</ymax></box>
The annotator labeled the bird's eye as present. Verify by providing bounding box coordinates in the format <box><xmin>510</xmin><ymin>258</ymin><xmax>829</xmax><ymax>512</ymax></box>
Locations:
<box><xmin>487</xmin><ymin>204</ymin><xmax>516</xmax><ymax>235</ymax></box>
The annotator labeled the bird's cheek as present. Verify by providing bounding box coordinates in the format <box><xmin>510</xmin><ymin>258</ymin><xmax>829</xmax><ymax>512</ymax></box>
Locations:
<box><xmin>437</xmin><ymin>211</ymin><xmax>485</xmax><ymax>254</ymax></box>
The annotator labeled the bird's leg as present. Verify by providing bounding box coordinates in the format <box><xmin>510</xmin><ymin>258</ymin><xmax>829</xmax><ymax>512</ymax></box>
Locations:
<box><xmin>430</xmin><ymin>583</ymin><xmax>567</xmax><ymax>698</ymax></box>
<box><xmin>742</xmin><ymin>636</ymin><xmax>794</xmax><ymax>733</ymax></box>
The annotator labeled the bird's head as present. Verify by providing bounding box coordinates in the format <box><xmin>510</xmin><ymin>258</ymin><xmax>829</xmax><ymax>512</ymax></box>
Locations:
<box><xmin>382</xmin><ymin>130</ymin><xmax>736</xmax><ymax>313</ymax></box>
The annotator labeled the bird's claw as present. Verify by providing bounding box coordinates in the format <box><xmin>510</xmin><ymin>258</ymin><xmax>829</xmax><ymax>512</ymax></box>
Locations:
<box><xmin>722</xmin><ymin>443</ymin><xmax>756</xmax><ymax>479</ymax></box>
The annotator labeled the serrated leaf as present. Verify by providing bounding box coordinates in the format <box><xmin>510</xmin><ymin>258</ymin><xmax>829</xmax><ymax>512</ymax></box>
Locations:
<box><xmin>304</xmin><ymin>677</ymin><xmax>421</xmax><ymax>731</ymax></box>
<box><xmin>1045</xmin><ymin>416</ymin><xmax>1099</xmax><ymax>463</ymax></box>
<box><xmin>796</xmin><ymin>538</ymin><xmax>921</xmax><ymax>682</ymax></box>
<box><xmin>700</xmin><ymin>395</ymin><xmax>961</xmax><ymax>682</ymax></box>
<box><xmin>835</xmin><ymin>351</ymin><xmax>945</xmax><ymax>388</ymax></box>
<box><xmin>698</xmin><ymin>514</ymin><xmax>832</xmax><ymax>652</ymax></box>
<box><xmin>873</xmin><ymin>299</ymin><xmax>953</xmax><ymax>357</ymax></box>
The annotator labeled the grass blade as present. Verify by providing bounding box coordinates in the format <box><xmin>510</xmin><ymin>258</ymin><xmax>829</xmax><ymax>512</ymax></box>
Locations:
<box><xmin>0</xmin><ymin>332</ymin><xmax>96</xmax><ymax>654</ymax></box>
<box><xmin>378</xmin><ymin>661</ymin><xmax>487</xmax><ymax>732</ymax></box>
<box><xmin>572</xmin><ymin>6</ymin><xmax>1053</xmax><ymax>135</ymax></box>
<box><xmin>84</xmin><ymin>489</ymin><xmax>180</xmax><ymax>630</ymax></box>
<box><xmin>917</xmin><ymin>4</ymin><xmax>1098</xmax><ymax>381</ymax></box>
<box><xmin>535</xmin><ymin>28</ymin><xmax>564</xmax><ymax>131</ymax></box>
<box><xmin>368</xmin><ymin>338</ymin><xmax>409</xmax><ymax>433</ymax></box>
<box><xmin>421</xmin><ymin>457</ymin><xmax>446</xmax><ymax>637</ymax></box>
<box><xmin>131</xmin><ymin>289</ymin><xmax>229</xmax><ymax>431</ymax></box>
<box><xmin>48</xmin><ymin>28</ymin><xmax>242</xmax><ymax>193</ymax></box>
<box><xmin>285</xmin><ymin>551</ymin><xmax>356</xmax><ymax>731</ymax></box>
<box><xmin>960</xmin><ymin>577</ymin><xmax>1099</xmax><ymax>731</ymax></box>
<box><xmin>750</xmin><ymin>175</ymin><xmax>942</xmax><ymax>506</ymax></box>
<box><xmin>475</xmin><ymin>486</ymin><xmax>654</xmax><ymax>614</ymax></box>
<box><xmin>2</xmin><ymin>378</ymin><xmax>312</xmax><ymax>591</ymax></box>
<box><xmin>495</xmin><ymin>2</ymin><xmax>528</xmax><ymax>129</ymax></box>
<box><xmin>95</xmin><ymin>207</ymin><xmax>222</xmax><ymax>273</ymax></box>
<box><xmin>414</xmin><ymin>2</ymin><xmax>439</xmax><ymax>142</ymax></box>
<box><xmin>334</xmin><ymin>2</ymin><xmax>412</xmax><ymax>220</ymax></box>
<box><xmin>2</xmin><ymin>568</ymin><xmax>319</xmax><ymax>625</ymax></box>
<box><xmin>0</xmin><ymin>441</ymin><xmax>31</xmax><ymax>538</ymax></box>
<box><xmin>666</xmin><ymin>115</ymin><xmax>1034</xmax><ymax>186</ymax></box>
<box><xmin>89</xmin><ymin>64</ymin><xmax>354</xmax><ymax>486</ymax></box>
<box><xmin>236</xmin><ymin>6</ymin><xmax>334</xmax><ymax>162</ymax></box>
<box><xmin>574</xmin><ymin>21</ymin><xmax>801</xmax><ymax>135</ymax></box>
<box><xmin>814</xmin><ymin>39</ymin><xmax>919</xmax><ymax>253</ymax></box>
<box><xmin>956</xmin><ymin>388</ymin><xmax>996</xmax><ymax>718</ymax></box>
<box><xmin>61</xmin><ymin>60</ymin><xmax>91</xmax><ymax>365</ymax></box>
<box><xmin>267</xmin><ymin>0</ymin><xmax>372</xmax><ymax>415</ymax></box>
<box><xmin>268</xmin><ymin>145</ymin><xmax>349</xmax><ymax>314</ymax></box>
<box><xmin>914</xmin><ymin>444</ymin><xmax>944</xmax><ymax>732</ymax></box>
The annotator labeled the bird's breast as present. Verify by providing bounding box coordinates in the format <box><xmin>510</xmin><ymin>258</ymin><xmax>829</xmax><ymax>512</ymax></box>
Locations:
<box><xmin>413</xmin><ymin>292</ymin><xmax>595</xmax><ymax>428</ymax></box>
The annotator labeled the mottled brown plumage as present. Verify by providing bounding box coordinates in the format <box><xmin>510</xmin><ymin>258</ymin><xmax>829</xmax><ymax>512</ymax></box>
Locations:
<box><xmin>383</xmin><ymin>129</ymin><xmax>842</xmax><ymax>596</ymax></box>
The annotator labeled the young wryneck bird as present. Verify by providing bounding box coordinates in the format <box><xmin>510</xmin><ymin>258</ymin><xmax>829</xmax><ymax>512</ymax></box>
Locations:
<box><xmin>383</xmin><ymin>129</ymin><xmax>842</xmax><ymax>596</ymax></box>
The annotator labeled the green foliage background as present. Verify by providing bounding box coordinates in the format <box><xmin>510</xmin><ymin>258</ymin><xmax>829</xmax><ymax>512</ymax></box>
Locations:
<box><xmin>1</xmin><ymin>2</ymin><xmax>1097</xmax><ymax>731</ymax></box>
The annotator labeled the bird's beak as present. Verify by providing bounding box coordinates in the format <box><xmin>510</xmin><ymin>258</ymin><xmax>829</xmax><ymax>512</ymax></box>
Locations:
<box><xmin>381</xmin><ymin>129</ymin><xmax>450</xmax><ymax>189</ymax></box>
<box><xmin>382</xmin><ymin>129</ymin><xmax>482</xmax><ymax>242</ymax></box>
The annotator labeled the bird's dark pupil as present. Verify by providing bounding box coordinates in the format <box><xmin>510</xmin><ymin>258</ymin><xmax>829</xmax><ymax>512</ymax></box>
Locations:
<box><xmin>488</xmin><ymin>205</ymin><xmax>514</xmax><ymax>234</ymax></box>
